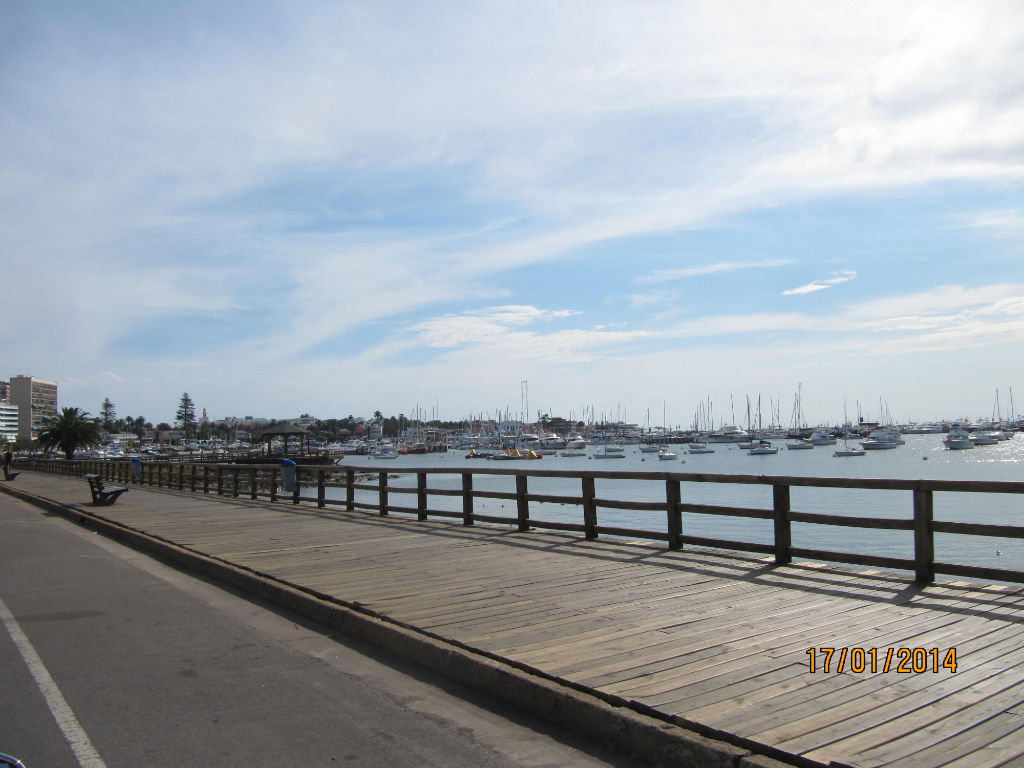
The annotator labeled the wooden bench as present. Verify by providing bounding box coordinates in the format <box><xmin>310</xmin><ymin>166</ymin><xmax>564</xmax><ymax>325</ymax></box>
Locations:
<box><xmin>85</xmin><ymin>474</ymin><xmax>128</xmax><ymax>505</ymax></box>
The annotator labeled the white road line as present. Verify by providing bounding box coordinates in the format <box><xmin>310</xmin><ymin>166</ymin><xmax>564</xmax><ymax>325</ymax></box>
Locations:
<box><xmin>0</xmin><ymin>595</ymin><xmax>108</xmax><ymax>768</ymax></box>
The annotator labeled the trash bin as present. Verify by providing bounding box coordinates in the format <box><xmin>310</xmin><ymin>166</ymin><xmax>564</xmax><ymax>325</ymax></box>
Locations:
<box><xmin>131</xmin><ymin>457</ymin><xmax>142</xmax><ymax>481</ymax></box>
<box><xmin>280</xmin><ymin>459</ymin><xmax>297</xmax><ymax>493</ymax></box>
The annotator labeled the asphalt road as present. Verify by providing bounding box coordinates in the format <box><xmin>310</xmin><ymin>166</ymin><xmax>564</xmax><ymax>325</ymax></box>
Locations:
<box><xmin>0</xmin><ymin>492</ymin><xmax>644</xmax><ymax>768</ymax></box>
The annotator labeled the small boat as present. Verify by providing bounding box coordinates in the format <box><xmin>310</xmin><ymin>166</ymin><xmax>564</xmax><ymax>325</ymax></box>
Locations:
<box><xmin>834</xmin><ymin>403</ymin><xmax>866</xmax><ymax>457</ymax></box>
<box><xmin>566</xmin><ymin>434</ymin><xmax>588</xmax><ymax>449</ymax></box>
<box><xmin>810</xmin><ymin>430</ymin><xmax>837</xmax><ymax>445</ymax></box>
<box><xmin>688</xmin><ymin>443</ymin><xmax>715</xmax><ymax>454</ymax></box>
<box><xmin>749</xmin><ymin>440</ymin><xmax>778</xmax><ymax>455</ymax></box>
<box><xmin>657</xmin><ymin>449</ymin><xmax>680</xmax><ymax>461</ymax></box>
<box><xmin>786</xmin><ymin>438</ymin><xmax>815</xmax><ymax>450</ymax></box>
<box><xmin>523</xmin><ymin>449</ymin><xmax>543</xmax><ymax>460</ymax></box>
<box><xmin>559</xmin><ymin>450</ymin><xmax>587</xmax><ymax>457</ymax></box>
<box><xmin>833</xmin><ymin>447</ymin><xmax>866</xmax><ymax>457</ymax></box>
<box><xmin>706</xmin><ymin>425</ymin><xmax>751</xmax><ymax>443</ymax></box>
<box><xmin>971</xmin><ymin>431</ymin><xmax>1000</xmax><ymax>446</ymax></box>
<box><xmin>944</xmin><ymin>426</ymin><xmax>975</xmax><ymax>450</ymax></box>
<box><xmin>860</xmin><ymin>429</ymin><xmax>904</xmax><ymax>450</ymax></box>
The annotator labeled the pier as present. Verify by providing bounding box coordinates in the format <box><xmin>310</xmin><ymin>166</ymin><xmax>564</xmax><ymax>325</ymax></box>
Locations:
<box><xmin>4</xmin><ymin>462</ymin><xmax>1024</xmax><ymax>767</ymax></box>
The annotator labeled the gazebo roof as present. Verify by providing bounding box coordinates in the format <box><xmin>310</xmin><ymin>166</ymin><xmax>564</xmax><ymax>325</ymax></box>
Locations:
<box><xmin>260</xmin><ymin>423</ymin><xmax>311</xmax><ymax>436</ymax></box>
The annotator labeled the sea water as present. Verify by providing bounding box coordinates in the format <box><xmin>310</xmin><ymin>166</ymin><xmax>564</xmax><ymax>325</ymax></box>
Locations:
<box><xmin>333</xmin><ymin>434</ymin><xmax>1024</xmax><ymax>582</ymax></box>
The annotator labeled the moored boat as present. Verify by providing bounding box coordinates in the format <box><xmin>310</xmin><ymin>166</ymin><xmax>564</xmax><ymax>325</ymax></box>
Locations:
<box><xmin>706</xmin><ymin>425</ymin><xmax>751</xmax><ymax>443</ymax></box>
<box><xmin>944</xmin><ymin>426</ymin><xmax>975</xmax><ymax>450</ymax></box>
<box><xmin>833</xmin><ymin>446</ymin><xmax>866</xmax><ymax>457</ymax></box>
<box><xmin>860</xmin><ymin>429</ymin><xmax>904</xmax><ymax>450</ymax></box>
<box><xmin>810</xmin><ymin>430</ymin><xmax>837</xmax><ymax>445</ymax></box>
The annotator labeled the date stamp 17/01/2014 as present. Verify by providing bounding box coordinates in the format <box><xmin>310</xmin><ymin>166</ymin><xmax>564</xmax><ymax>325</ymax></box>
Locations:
<box><xmin>806</xmin><ymin>647</ymin><xmax>957</xmax><ymax>674</ymax></box>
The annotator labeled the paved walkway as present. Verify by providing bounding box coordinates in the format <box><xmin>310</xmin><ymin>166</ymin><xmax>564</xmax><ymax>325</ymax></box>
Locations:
<box><xmin>4</xmin><ymin>471</ymin><xmax>1024</xmax><ymax>768</ymax></box>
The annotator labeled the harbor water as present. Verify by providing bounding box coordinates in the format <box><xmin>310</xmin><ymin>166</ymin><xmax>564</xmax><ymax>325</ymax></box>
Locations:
<box><xmin>334</xmin><ymin>434</ymin><xmax>1024</xmax><ymax>583</ymax></box>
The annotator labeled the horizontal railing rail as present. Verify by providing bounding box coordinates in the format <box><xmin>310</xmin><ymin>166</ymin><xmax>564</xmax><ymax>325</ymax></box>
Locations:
<box><xmin>18</xmin><ymin>457</ymin><xmax>1024</xmax><ymax>585</ymax></box>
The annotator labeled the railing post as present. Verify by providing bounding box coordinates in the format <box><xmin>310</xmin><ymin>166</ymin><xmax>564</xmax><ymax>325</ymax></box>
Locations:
<box><xmin>582</xmin><ymin>476</ymin><xmax>597</xmax><ymax>540</ymax></box>
<box><xmin>417</xmin><ymin>472</ymin><xmax>427</xmax><ymax>521</ymax></box>
<box><xmin>516</xmin><ymin>474</ymin><xmax>529</xmax><ymax>531</ymax></box>
<box><xmin>346</xmin><ymin>469</ymin><xmax>355</xmax><ymax>512</ymax></box>
<box><xmin>250</xmin><ymin>468</ymin><xmax>258</xmax><ymax>500</ymax></box>
<box><xmin>666</xmin><ymin>479</ymin><xmax>682</xmax><ymax>550</ymax></box>
<box><xmin>378</xmin><ymin>472</ymin><xmax>388</xmax><ymax>516</ymax></box>
<box><xmin>270</xmin><ymin>469</ymin><xmax>278</xmax><ymax>502</ymax></box>
<box><xmin>291</xmin><ymin>467</ymin><xmax>300</xmax><ymax>505</ymax></box>
<box><xmin>461</xmin><ymin>473</ymin><xmax>474</xmax><ymax>526</ymax></box>
<box><xmin>190</xmin><ymin>464</ymin><xmax>197</xmax><ymax>492</ymax></box>
<box><xmin>914</xmin><ymin>488</ymin><xmax>935</xmax><ymax>584</ymax></box>
<box><xmin>232</xmin><ymin>467</ymin><xmax>240</xmax><ymax>498</ymax></box>
<box><xmin>202</xmin><ymin>465</ymin><xmax>210</xmax><ymax>494</ymax></box>
<box><xmin>773</xmin><ymin>484</ymin><xmax>792</xmax><ymax>565</ymax></box>
<box><xmin>217</xmin><ymin>466</ymin><xmax>224</xmax><ymax>496</ymax></box>
<box><xmin>317</xmin><ymin>469</ymin><xmax>326</xmax><ymax>508</ymax></box>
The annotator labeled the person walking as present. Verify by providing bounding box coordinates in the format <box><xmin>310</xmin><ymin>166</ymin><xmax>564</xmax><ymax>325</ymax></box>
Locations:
<box><xmin>3</xmin><ymin>445</ymin><xmax>13</xmax><ymax>478</ymax></box>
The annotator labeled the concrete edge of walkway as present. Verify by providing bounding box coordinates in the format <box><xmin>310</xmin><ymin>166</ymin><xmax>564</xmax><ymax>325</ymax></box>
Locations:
<box><xmin>1</xmin><ymin>480</ymin><xmax>801</xmax><ymax>768</ymax></box>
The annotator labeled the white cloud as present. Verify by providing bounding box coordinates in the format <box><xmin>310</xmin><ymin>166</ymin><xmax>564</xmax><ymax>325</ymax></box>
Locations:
<box><xmin>783</xmin><ymin>270</ymin><xmax>857</xmax><ymax>296</ymax></box>
<box><xmin>637</xmin><ymin>259</ymin><xmax>793</xmax><ymax>285</ymax></box>
<box><xmin>783</xmin><ymin>282</ymin><xmax>831</xmax><ymax>296</ymax></box>
<box><xmin>959</xmin><ymin>209</ymin><xmax>1024</xmax><ymax>239</ymax></box>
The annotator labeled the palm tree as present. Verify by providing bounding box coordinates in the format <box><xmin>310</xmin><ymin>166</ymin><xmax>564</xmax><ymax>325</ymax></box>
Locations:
<box><xmin>37</xmin><ymin>407</ymin><xmax>101</xmax><ymax>460</ymax></box>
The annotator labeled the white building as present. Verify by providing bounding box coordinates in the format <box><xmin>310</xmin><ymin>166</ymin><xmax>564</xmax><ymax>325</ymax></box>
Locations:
<box><xmin>0</xmin><ymin>403</ymin><xmax>18</xmax><ymax>444</ymax></box>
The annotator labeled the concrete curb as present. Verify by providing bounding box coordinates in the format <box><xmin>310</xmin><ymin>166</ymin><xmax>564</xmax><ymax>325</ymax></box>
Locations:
<box><xmin>1</xmin><ymin>481</ymin><xmax>804</xmax><ymax>768</ymax></box>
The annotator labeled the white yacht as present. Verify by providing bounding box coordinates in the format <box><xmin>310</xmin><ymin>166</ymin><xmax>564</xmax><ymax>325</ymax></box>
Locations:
<box><xmin>566</xmin><ymin>434</ymin><xmax>587</xmax><ymax>449</ymax></box>
<box><xmin>970</xmin><ymin>430</ymin><xmax>1000</xmax><ymax>446</ymax></box>
<box><xmin>944</xmin><ymin>426</ymin><xmax>975</xmax><ymax>450</ymax></box>
<box><xmin>860</xmin><ymin>429</ymin><xmax>904</xmax><ymax>450</ymax></box>
<box><xmin>706</xmin><ymin>425</ymin><xmax>751</xmax><ymax>443</ymax></box>
<box><xmin>810</xmin><ymin>430</ymin><xmax>837</xmax><ymax>445</ymax></box>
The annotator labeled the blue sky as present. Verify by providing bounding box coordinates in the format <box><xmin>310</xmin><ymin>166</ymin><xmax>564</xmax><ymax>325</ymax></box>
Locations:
<box><xmin>2</xmin><ymin>1</ymin><xmax>1023</xmax><ymax>428</ymax></box>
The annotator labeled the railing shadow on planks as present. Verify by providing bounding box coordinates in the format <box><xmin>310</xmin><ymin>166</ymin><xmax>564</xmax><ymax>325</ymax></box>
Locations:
<box><xmin>23</xmin><ymin>457</ymin><xmax>1024</xmax><ymax>586</ymax></box>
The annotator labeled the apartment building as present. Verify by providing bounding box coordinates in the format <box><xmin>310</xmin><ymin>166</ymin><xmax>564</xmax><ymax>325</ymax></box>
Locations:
<box><xmin>0</xmin><ymin>403</ymin><xmax>18</xmax><ymax>444</ymax></box>
<box><xmin>10</xmin><ymin>375</ymin><xmax>58</xmax><ymax>442</ymax></box>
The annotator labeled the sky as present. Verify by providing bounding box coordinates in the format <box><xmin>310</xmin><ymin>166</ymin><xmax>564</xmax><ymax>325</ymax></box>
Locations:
<box><xmin>2</xmin><ymin>1</ymin><xmax>1023</xmax><ymax>429</ymax></box>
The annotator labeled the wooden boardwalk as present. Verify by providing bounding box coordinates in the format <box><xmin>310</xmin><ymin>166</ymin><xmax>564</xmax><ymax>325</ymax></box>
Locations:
<box><xmin>6</xmin><ymin>472</ymin><xmax>1024</xmax><ymax>768</ymax></box>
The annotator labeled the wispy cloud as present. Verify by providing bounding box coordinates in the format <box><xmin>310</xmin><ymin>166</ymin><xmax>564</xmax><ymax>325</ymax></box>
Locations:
<box><xmin>959</xmin><ymin>209</ymin><xmax>1024</xmax><ymax>239</ymax></box>
<box><xmin>637</xmin><ymin>259</ymin><xmax>793</xmax><ymax>285</ymax></box>
<box><xmin>783</xmin><ymin>270</ymin><xmax>857</xmax><ymax>296</ymax></box>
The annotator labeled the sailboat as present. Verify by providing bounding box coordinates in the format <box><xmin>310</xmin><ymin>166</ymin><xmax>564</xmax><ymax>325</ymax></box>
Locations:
<box><xmin>786</xmin><ymin>385</ymin><xmax>815</xmax><ymax>449</ymax></box>
<box><xmin>834</xmin><ymin>400</ymin><xmax>865</xmax><ymax>457</ymax></box>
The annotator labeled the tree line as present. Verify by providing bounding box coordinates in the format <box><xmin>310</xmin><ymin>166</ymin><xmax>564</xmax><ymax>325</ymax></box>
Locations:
<box><xmin>25</xmin><ymin>392</ymin><xmax>534</xmax><ymax>459</ymax></box>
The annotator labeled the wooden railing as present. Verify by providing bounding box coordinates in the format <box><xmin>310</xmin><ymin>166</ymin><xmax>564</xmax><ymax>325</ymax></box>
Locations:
<box><xmin>19</xmin><ymin>457</ymin><xmax>1024</xmax><ymax>585</ymax></box>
